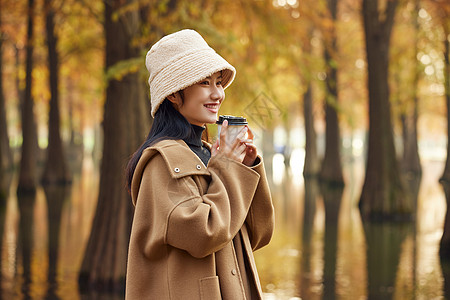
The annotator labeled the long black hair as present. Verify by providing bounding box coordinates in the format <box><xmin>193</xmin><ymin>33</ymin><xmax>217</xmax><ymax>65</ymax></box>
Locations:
<box><xmin>126</xmin><ymin>98</ymin><xmax>207</xmax><ymax>192</ymax></box>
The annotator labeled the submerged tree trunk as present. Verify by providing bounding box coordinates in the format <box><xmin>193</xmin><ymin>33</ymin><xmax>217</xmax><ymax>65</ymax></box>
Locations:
<box><xmin>78</xmin><ymin>0</ymin><xmax>148</xmax><ymax>292</ymax></box>
<box><xmin>17</xmin><ymin>0</ymin><xmax>39</xmax><ymax>194</ymax></box>
<box><xmin>320</xmin><ymin>0</ymin><xmax>344</xmax><ymax>185</ymax></box>
<box><xmin>359</xmin><ymin>0</ymin><xmax>411</xmax><ymax>221</ymax></box>
<box><xmin>42</xmin><ymin>0</ymin><xmax>70</xmax><ymax>185</ymax></box>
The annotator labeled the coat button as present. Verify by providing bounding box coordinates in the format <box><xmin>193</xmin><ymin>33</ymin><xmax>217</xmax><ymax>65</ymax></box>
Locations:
<box><xmin>231</xmin><ymin>269</ymin><xmax>237</xmax><ymax>275</ymax></box>
<box><xmin>174</xmin><ymin>168</ymin><xmax>180</xmax><ymax>173</ymax></box>
<box><xmin>196</xmin><ymin>165</ymin><xmax>201</xmax><ymax>170</ymax></box>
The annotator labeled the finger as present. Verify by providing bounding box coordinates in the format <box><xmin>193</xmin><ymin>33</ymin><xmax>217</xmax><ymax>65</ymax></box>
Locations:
<box><xmin>232</xmin><ymin>127</ymin><xmax>248</xmax><ymax>149</ymax></box>
<box><xmin>219</xmin><ymin>120</ymin><xmax>228</xmax><ymax>148</ymax></box>
<box><xmin>237</xmin><ymin>144</ymin><xmax>247</xmax><ymax>162</ymax></box>
<box><xmin>245</xmin><ymin>146</ymin><xmax>257</xmax><ymax>160</ymax></box>
<box><xmin>243</xmin><ymin>144</ymin><xmax>257</xmax><ymax>166</ymax></box>
<box><xmin>246</xmin><ymin>125</ymin><xmax>254</xmax><ymax>140</ymax></box>
<box><xmin>240</xmin><ymin>126</ymin><xmax>249</xmax><ymax>141</ymax></box>
<box><xmin>245</xmin><ymin>143</ymin><xmax>257</xmax><ymax>154</ymax></box>
<box><xmin>236</xmin><ymin>142</ymin><xmax>247</xmax><ymax>156</ymax></box>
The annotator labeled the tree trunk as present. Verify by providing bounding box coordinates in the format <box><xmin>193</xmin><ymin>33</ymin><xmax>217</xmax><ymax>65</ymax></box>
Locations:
<box><xmin>42</xmin><ymin>0</ymin><xmax>70</xmax><ymax>185</ymax></box>
<box><xmin>401</xmin><ymin>112</ymin><xmax>421</xmax><ymax>177</ymax></box>
<box><xmin>401</xmin><ymin>0</ymin><xmax>422</xmax><ymax>178</ymax></box>
<box><xmin>78</xmin><ymin>0</ymin><xmax>148</xmax><ymax>292</ymax></box>
<box><xmin>303</xmin><ymin>83</ymin><xmax>320</xmax><ymax>177</ymax></box>
<box><xmin>17</xmin><ymin>0</ymin><xmax>39</xmax><ymax>194</ymax></box>
<box><xmin>440</xmin><ymin>31</ymin><xmax>450</xmax><ymax>258</ymax></box>
<box><xmin>0</xmin><ymin>10</ymin><xmax>13</xmax><ymax>197</ymax></box>
<box><xmin>320</xmin><ymin>0</ymin><xmax>344</xmax><ymax>185</ymax></box>
<box><xmin>359</xmin><ymin>0</ymin><xmax>411</xmax><ymax>221</ymax></box>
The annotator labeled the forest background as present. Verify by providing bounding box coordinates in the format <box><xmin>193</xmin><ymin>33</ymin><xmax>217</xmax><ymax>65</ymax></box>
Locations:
<box><xmin>0</xmin><ymin>0</ymin><xmax>450</xmax><ymax>297</ymax></box>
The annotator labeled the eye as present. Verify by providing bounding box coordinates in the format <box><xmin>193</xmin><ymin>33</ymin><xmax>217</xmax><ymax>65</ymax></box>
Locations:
<box><xmin>216</xmin><ymin>81</ymin><xmax>222</xmax><ymax>86</ymax></box>
<box><xmin>200</xmin><ymin>80</ymin><xmax>209</xmax><ymax>85</ymax></box>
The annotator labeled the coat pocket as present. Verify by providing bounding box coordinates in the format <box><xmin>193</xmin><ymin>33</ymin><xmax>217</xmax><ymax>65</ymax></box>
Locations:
<box><xmin>199</xmin><ymin>276</ymin><xmax>222</xmax><ymax>300</ymax></box>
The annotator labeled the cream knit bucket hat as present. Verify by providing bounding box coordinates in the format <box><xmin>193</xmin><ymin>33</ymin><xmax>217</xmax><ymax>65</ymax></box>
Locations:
<box><xmin>146</xmin><ymin>29</ymin><xmax>236</xmax><ymax>117</ymax></box>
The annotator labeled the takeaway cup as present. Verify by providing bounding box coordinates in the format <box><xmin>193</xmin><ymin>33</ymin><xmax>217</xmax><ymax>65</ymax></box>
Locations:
<box><xmin>216</xmin><ymin>115</ymin><xmax>248</xmax><ymax>146</ymax></box>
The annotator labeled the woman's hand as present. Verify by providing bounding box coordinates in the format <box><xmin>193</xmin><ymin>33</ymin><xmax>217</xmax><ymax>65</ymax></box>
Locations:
<box><xmin>211</xmin><ymin>120</ymin><xmax>247</xmax><ymax>162</ymax></box>
<box><xmin>211</xmin><ymin>121</ymin><xmax>258</xmax><ymax>166</ymax></box>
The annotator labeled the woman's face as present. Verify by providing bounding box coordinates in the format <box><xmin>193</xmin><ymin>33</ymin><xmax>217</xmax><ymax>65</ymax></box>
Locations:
<box><xmin>170</xmin><ymin>71</ymin><xmax>225</xmax><ymax>126</ymax></box>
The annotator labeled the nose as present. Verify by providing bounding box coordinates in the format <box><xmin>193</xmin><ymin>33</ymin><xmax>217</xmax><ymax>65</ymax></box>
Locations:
<box><xmin>210</xmin><ymin>85</ymin><xmax>224</xmax><ymax>102</ymax></box>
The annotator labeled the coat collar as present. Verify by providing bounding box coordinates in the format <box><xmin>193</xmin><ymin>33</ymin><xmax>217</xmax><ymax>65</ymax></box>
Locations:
<box><xmin>131</xmin><ymin>139</ymin><xmax>211</xmax><ymax>206</ymax></box>
<box><xmin>152</xmin><ymin>139</ymin><xmax>211</xmax><ymax>178</ymax></box>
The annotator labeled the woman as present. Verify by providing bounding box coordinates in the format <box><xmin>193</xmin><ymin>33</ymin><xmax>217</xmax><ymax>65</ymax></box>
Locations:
<box><xmin>125</xmin><ymin>29</ymin><xmax>274</xmax><ymax>300</ymax></box>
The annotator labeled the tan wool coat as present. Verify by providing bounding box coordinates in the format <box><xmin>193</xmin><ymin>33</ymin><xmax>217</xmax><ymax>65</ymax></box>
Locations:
<box><xmin>125</xmin><ymin>139</ymin><xmax>275</xmax><ymax>300</ymax></box>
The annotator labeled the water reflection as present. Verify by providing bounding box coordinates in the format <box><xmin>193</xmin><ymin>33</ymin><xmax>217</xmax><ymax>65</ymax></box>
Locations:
<box><xmin>16</xmin><ymin>191</ymin><xmax>36</xmax><ymax>299</ymax></box>
<box><xmin>1</xmin><ymin>153</ymin><xmax>449</xmax><ymax>299</ymax></box>
<box><xmin>441</xmin><ymin>257</ymin><xmax>450</xmax><ymax>300</ymax></box>
<box><xmin>321</xmin><ymin>183</ymin><xmax>343</xmax><ymax>300</ymax></box>
<box><xmin>44</xmin><ymin>184</ymin><xmax>71</xmax><ymax>300</ymax></box>
<box><xmin>363</xmin><ymin>221</ymin><xmax>413</xmax><ymax>299</ymax></box>
<box><xmin>0</xmin><ymin>184</ymin><xmax>7</xmax><ymax>297</ymax></box>
<box><xmin>300</xmin><ymin>177</ymin><xmax>318</xmax><ymax>299</ymax></box>
<box><xmin>256</xmin><ymin>154</ymin><xmax>448</xmax><ymax>299</ymax></box>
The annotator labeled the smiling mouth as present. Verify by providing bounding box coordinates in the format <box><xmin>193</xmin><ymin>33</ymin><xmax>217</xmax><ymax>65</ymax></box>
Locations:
<box><xmin>204</xmin><ymin>104</ymin><xmax>219</xmax><ymax>112</ymax></box>
<box><xmin>204</xmin><ymin>104</ymin><xmax>219</xmax><ymax>109</ymax></box>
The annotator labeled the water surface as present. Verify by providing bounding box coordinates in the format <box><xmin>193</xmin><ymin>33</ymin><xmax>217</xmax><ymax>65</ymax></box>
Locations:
<box><xmin>1</xmin><ymin>154</ymin><xmax>447</xmax><ymax>299</ymax></box>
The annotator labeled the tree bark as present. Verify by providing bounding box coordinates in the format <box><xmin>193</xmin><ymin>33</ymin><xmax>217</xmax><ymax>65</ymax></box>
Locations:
<box><xmin>17</xmin><ymin>0</ymin><xmax>39</xmax><ymax>194</ymax></box>
<box><xmin>42</xmin><ymin>0</ymin><xmax>70</xmax><ymax>185</ymax></box>
<box><xmin>78</xmin><ymin>0</ymin><xmax>148</xmax><ymax>292</ymax></box>
<box><xmin>320</xmin><ymin>0</ymin><xmax>344</xmax><ymax>185</ymax></box>
<box><xmin>359</xmin><ymin>0</ymin><xmax>411</xmax><ymax>221</ymax></box>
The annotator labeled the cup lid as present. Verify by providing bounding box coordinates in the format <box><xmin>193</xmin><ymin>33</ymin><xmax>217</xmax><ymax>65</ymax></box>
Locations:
<box><xmin>216</xmin><ymin>115</ymin><xmax>248</xmax><ymax>125</ymax></box>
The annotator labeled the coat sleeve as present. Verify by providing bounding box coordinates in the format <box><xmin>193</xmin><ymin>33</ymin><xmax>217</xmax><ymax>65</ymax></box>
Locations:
<box><xmin>245</xmin><ymin>156</ymin><xmax>275</xmax><ymax>251</ymax></box>
<box><xmin>139</xmin><ymin>152</ymin><xmax>261</xmax><ymax>258</ymax></box>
